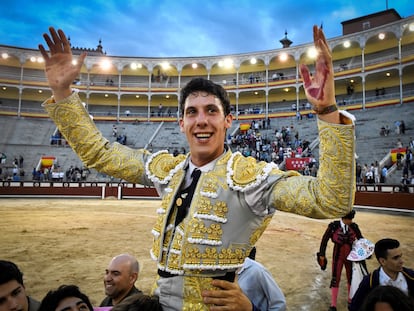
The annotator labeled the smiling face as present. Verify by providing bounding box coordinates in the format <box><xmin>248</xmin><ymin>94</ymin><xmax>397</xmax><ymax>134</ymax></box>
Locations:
<box><xmin>103</xmin><ymin>256</ymin><xmax>137</xmax><ymax>305</ymax></box>
<box><xmin>179</xmin><ymin>92</ymin><xmax>232</xmax><ymax>167</ymax></box>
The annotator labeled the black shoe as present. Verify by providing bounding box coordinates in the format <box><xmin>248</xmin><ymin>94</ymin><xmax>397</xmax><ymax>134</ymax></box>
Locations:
<box><xmin>328</xmin><ymin>307</ymin><xmax>337</xmax><ymax>311</ymax></box>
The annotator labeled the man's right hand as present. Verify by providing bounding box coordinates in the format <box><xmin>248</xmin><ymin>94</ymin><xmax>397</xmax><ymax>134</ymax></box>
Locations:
<box><xmin>38</xmin><ymin>27</ymin><xmax>86</xmax><ymax>101</ymax></box>
<box><xmin>202</xmin><ymin>279</ymin><xmax>253</xmax><ymax>311</ymax></box>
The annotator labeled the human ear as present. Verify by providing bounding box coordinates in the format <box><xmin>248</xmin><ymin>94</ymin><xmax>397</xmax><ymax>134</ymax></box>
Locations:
<box><xmin>179</xmin><ymin>119</ymin><xmax>184</xmax><ymax>132</ymax></box>
<box><xmin>224</xmin><ymin>114</ymin><xmax>233</xmax><ymax>129</ymax></box>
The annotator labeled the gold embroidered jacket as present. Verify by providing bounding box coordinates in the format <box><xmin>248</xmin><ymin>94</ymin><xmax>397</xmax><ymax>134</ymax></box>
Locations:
<box><xmin>43</xmin><ymin>91</ymin><xmax>355</xmax><ymax>284</ymax></box>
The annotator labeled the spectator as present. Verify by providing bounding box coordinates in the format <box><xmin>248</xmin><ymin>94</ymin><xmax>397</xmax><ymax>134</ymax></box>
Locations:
<box><xmin>110</xmin><ymin>294</ymin><xmax>162</xmax><ymax>311</ymax></box>
<box><xmin>373</xmin><ymin>161</ymin><xmax>380</xmax><ymax>184</ymax></box>
<box><xmin>409</xmin><ymin>137</ymin><xmax>414</xmax><ymax>150</ymax></box>
<box><xmin>237</xmin><ymin>247</ymin><xmax>286</xmax><ymax>310</ymax></box>
<box><xmin>380</xmin><ymin>166</ymin><xmax>388</xmax><ymax>183</ymax></box>
<box><xmin>349</xmin><ymin>238</ymin><xmax>414</xmax><ymax>311</ymax></box>
<box><xmin>100</xmin><ymin>254</ymin><xmax>142</xmax><ymax>307</ymax></box>
<box><xmin>397</xmin><ymin>152</ymin><xmax>403</xmax><ymax>170</ymax></box>
<box><xmin>400</xmin><ymin>120</ymin><xmax>406</xmax><ymax>135</ymax></box>
<box><xmin>0</xmin><ymin>260</ymin><xmax>40</xmax><ymax>311</ymax></box>
<box><xmin>158</xmin><ymin>104</ymin><xmax>163</xmax><ymax>117</ymax></box>
<box><xmin>380</xmin><ymin>125</ymin><xmax>390</xmax><ymax>137</ymax></box>
<box><xmin>395</xmin><ymin>121</ymin><xmax>401</xmax><ymax>135</ymax></box>
<box><xmin>38</xmin><ymin>285</ymin><xmax>93</xmax><ymax>311</ymax></box>
<box><xmin>0</xmin><ymin>152</ymin><xmax>6</xmax><ymax>164</ymax></box>
<box><xmin>356</xmin><ymin>163</ymin><xmax>362</xmax><ymax>183</ymax></box>
<box><xmin>19</xmin><ymin>155</ymin><xmax>24</xmax><ymax>168</ymax></box>
<box><xmin>400</xmin><ymin>173</ymin><xmax>411</xmax><ymax>193</ymax></box>
<box><xmin>360</xmin><ymin>285</ymin><xmax>414</xmax><ymax>311</ymax></box>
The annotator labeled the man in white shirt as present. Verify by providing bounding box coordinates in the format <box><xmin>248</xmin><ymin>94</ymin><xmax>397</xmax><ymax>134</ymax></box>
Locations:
<box><xmin>237</xmin><ymin>247</ymin><xmax>286</xmax><ymax>311</ymax></box>
<box><xmin>349</xmin><ymin>238</ymin><xmax>414</xmax><ymax>311</ymax></box>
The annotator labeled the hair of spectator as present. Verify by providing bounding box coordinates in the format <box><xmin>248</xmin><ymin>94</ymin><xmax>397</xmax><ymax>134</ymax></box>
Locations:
<box><xmin>0</xmin><ymin>260</ymin><xmax>24</xmax><ymax>286</ymax></box>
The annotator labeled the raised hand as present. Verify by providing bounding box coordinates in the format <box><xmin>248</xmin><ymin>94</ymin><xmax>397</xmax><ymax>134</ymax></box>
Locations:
<box><xmin>300</xmin><ymin>26</ymin><xmax>340</xmax><ymax>123</ymax></box>
<box><xmin>39</xmin><ymin>27</ymin><xmax>86</xmax><ymax>101</ymax></box>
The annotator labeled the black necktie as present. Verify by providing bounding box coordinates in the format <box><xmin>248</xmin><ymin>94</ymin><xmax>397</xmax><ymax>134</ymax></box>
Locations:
<box><xmin>175</xmin><ymin>169</ymin><xmax>201</xmax><ymax>225</ymax></box>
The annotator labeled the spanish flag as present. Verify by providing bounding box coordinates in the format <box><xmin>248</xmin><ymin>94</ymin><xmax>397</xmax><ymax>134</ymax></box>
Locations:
<box><xmin>390</xmin><ymin>148</ymin><xmax>406</xmax><ymax>163</ymax></box>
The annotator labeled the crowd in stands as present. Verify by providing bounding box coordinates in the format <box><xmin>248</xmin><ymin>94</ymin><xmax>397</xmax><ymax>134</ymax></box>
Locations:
<box><xmin>359</xmin><ymin>118</ymin><xmax>414</xmax><ymax>191</ymax></box>
<box><xmin>31</xmin><ymin>165</ymin><xmax>91</xmax><ymax>182</ymax></box>
<box><xmin>0</xmin><ymin>155</ymin><xmax>25</xmax><ymax>181</ymax></box>
<box><xmin>380</xmin><ymin>119</ymin><xmax>406</xmax><ymax>137</ymax></box>
<box><xmin>0</xmin><ymin>154</ymin><xmax>92</xmax><ymax>183</ymax></box>
<box><xmin>228</xmin><ymin>119</ymin><xmax>317</xmax><ymax>176</ymax></box>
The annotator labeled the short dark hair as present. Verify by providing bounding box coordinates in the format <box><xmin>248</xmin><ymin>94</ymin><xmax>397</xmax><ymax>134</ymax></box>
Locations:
<box><xmin>361</xmin><ymin>285</ymin><xmax>414</xmax><ymax>311</ymax></box>
<box><xmin>179</xmin><ymin>78</ymin><xmax>231</xmax><ymax>118</ymax></box>
<box><xmin>0</xmin><ymin>260</ymin><xmax>24</xmax><ymax>286</ymax></box>
<box><xmin>38</xmin><ymin>285</ymin><xmax>93</xmax><ymax>311</ymax></box>
<box><xmin>374</xmin><ymin>238</ymin><xmax>400</xmax><ymax>261</ymax></box>
<box><xmin>111</xmin><ymin>293</ymin><xmax>162</xmax><ymax>311</ymax></box>
<box><xmin>342</xmin><ymin>210</ymin><xmax>355</xmax><ymax>220</ymax></box>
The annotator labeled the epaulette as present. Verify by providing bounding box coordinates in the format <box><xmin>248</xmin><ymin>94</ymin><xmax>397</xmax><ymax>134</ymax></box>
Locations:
<box><xmin>227</xmin><ymin>152</ymin><xmax>278</xmax><ymax>192</ymax></box>
<box><xmin>145</xmin><ymin>150</ymin><xmax>186</xmax><ymax>184</ymax></box>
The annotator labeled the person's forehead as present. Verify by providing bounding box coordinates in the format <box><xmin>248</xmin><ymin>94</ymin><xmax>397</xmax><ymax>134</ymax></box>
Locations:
<box><xmin>185</xmin><ymin>92</ymin><xmax>221</xmax><ymax>105</ymax></box>
<box><xmin>56</xmin><ymin>297</ymin><xmax>85</xmax><ymax>311</ymax></box>
<box><xmin>387</xmin><ymin>247</ymin><xmax>402</xmax><ymax>258</ymax></box>
<box><xmin>108</xmin><ymin>258</ymin><xmax>129</xmax><ymax>272</ymax></box>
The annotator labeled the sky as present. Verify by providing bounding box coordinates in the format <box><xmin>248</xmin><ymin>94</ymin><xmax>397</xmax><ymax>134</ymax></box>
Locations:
<box><xmin>1</xmin><ymin>0</ymin><xmax>413</xmax><ymax>58</ymax></box>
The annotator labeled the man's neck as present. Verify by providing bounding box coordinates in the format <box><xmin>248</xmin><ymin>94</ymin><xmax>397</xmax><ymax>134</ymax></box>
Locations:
<box><xmin>381</xmin><ymin>267</ymin><xmax>399</xmax><ymax>281</ymax></box>
<box><xmin>112</xmin><ymin>287</ymin><xmax>134</xmax><ymax>305</ymax></box>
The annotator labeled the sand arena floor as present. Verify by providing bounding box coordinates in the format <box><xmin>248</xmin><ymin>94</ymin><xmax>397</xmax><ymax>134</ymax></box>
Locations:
<box><xmin>0</xmin><ymin>198</ymin><xmax>413</xmax><ymax>310</ymax></box>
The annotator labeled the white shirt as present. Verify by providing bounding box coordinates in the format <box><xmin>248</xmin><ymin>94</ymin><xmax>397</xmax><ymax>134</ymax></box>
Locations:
<box><xmin>379</xmin><ymin>267</ymin><xmax>409</xmax><ymax>295</ymax></box>
<box><xmin>340</xmin><ymin>219</ymin><xmax>348</xmax><ymax>233</ymax></box>
<box><xmin>238</xmin><ymin>258</ymin><xmax>286</xmax><ymax>311</ymax></box>
<box><xmin>184</xmin><ymin>157</ymin><xmax>218</xmax><ymax>188</ymax></box>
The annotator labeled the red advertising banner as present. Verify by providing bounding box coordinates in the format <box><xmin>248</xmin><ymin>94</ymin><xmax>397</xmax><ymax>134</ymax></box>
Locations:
<box><xmin>285</xmin><ymin>157</ymin><xmax>311</xmax><ymax>170</ymax></box>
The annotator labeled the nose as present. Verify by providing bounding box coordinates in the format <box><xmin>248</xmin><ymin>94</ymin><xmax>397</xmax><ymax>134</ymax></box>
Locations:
<box><xmin>195</xmin><ymin>111</ymin><xmax>208</xmax><ymax>126</ymax></box>
<box><xmin>9</xmin><ymin>298</ymin><xmax>19</xmax><ymax>311</ymax></box>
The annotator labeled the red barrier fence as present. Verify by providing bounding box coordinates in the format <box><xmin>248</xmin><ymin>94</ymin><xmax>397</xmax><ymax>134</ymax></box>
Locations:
<box><xmin>0</xmin><ymin>181</ymin><xmax>158</xmax><ymax>199</ymax></box>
